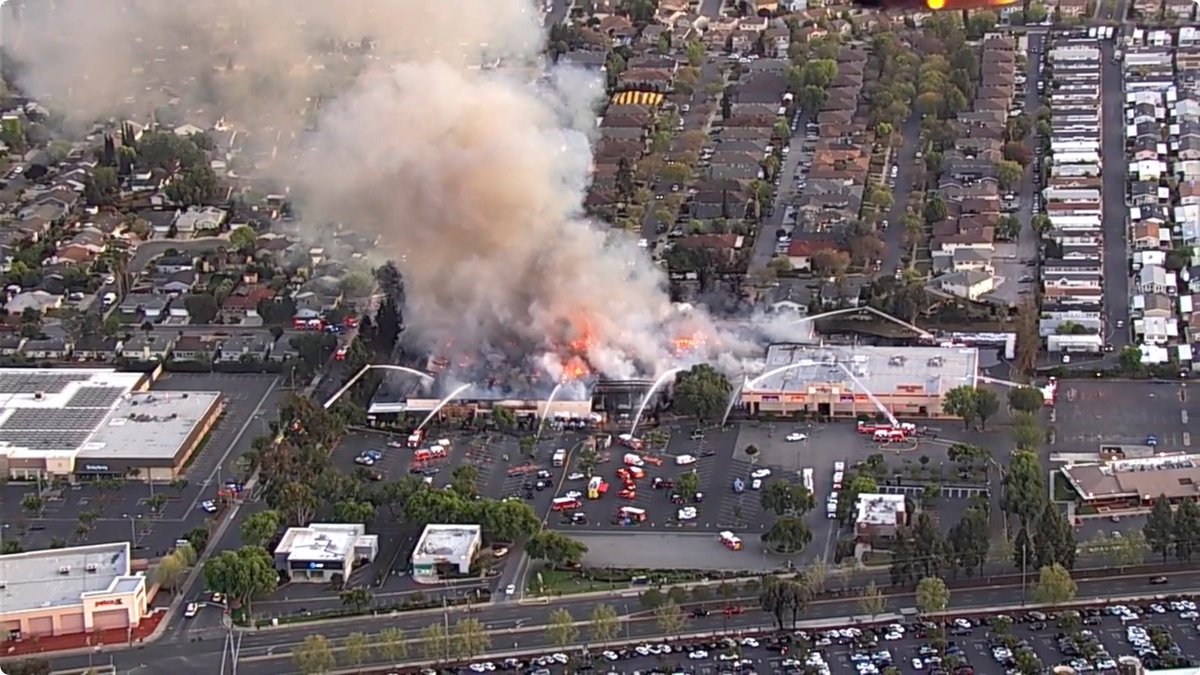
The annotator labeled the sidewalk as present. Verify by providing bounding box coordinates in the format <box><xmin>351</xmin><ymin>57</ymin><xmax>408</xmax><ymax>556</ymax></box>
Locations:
<box><xmin>1</xmin><ymin>609</ymin><xmax>165</xmax><ymax>658</ymax></box>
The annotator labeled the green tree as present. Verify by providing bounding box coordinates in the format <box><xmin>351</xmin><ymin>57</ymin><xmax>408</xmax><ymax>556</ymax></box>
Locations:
<box><xmin>546</xmin><ymin>608</ymin><xmax>579</xmax><ymax>647</ymax></box>
<box><xmin>672</xmin><ymin>364</ymin><xmax>733</xmax><ymax>422</ymax></box>
<box><xmin>1175</xmin><ymin>498</ymin><xmax>1200</xmax><ymax>562</ymax></box>
<box><xmin>676</xmin><ymin>471</ymin><xmax>701</xmax><ymax>501</ymax></box>
<box><xmin>1001</xmin><ymin>450</ymin><xmax>1047</xmax><ymax>528</ymax></box>
<box><xmin>1032</xmin><ymin>563</ymin><xmax>1077</xmax><ymax>607</ymax></box>
<box><xmin>1118</xmin><ymin>346</ymin><xmax>1143</xmax><ymax>374</ymax></box>
<box><xmin>948</xmin><ymin>506</ymin><xmax>990</xmax><ymax>577</ymax></box>
<box><xmin>762</xmin><ymin>516</ymin><xmax>812</xmax><ymax>554</ymax></box>
<box><xmin>858</xmin><ymin>580</ymin><xmax>887</xmax><ymax>617</ymax></box>
<box><xmin>1011</xmin><ymin>412</ymin><xmax>1043</xmax><ymax>450</ymax></box>
<box><xmin>973</xmin><ymin>388</ymin><xmax>1000</xmax><ymax>430</ymax></box>
<box><xmin>761</xmin><ymin>481</ymin><xmax>816</xmax><ymax>516</ymax></box>
<box><xmin>1145</xmin><ymin>494</ymin><xmax>1176</xmax><ymax>563</ymax></box>
<box><xmin>654</xmin><ymin>600</ymin><xmax>687</xmax><ymax>635</ymax></box>
<box><xmin>420</xmin><ymin>623</ymin><xmax>450</xmax><ymax>661</ymax></box>
<box><xmin>83</xmin><ymin>167</ymin><xmax>120</xmax><ymax>206</ymax></box>
<box><xmin>331</xmin><ymin>499</ymin><xmax>374</xmax><ymax>524</ymax></box>
<box><xmin>685</xmin><ymin>41</ymin><xmax>705</xmax><ymax>66</ymax></box>
<box><xmin>183</xmin><ymin>293</ymin><xmax>220</xmax><ymax>325</ymax></box>
<box><xmin>20</xmin><ymin>494</ymin><xmax>43</xmax><ymax>517</ymax></box>
<box><xmin>292</xmin><ymin>634</ymin><xmax>335</xmax><ymax>675</ymax></box>
<box><xmin>915</xmin><ymin>576</ymin><xmax>950</xmax><ymax>615</ymax></box>
<box><xmin>375</xmin><ymin>627</ymin><xmax>408</xmax><ymax>661</ymax></box>
<box><xmin>454</xmin><ymin>617</ymin><xmax>490</xmax><ymax>658</ymax></box>
<box><xmin>239</xmin><ymin>509</ymin><xmax>281</xmax><ymax>548</ymax></box>
<box><xmin>996</xmin><ymin>159</ymin><xmax>1024</xmax><ymax>191</ymax></box>
<box><xmin>526</xmin><ymin>530</ymin><xmax>588</xmax><ymax>566</ymax></box>
<box><xmin>154</xmin><ymin>551</ymin><xmax>187</xmax><ymax>592</ymax></box>
<box><xmin>942</xmin><ymin>385</ymin><xmax>979</xmax><ymax>429</ymax></box>
<box><xmin>1033</xmin><ymin>502</ymin><xmax>1076</xmax><ymax>570</ymax></box>
<box><xmin>229</xmin><ymin>226</ymin><xmax>257</xmax><ymax>251</ymax></box>
<box><xmin>589</xmin><ymin>603</ymin><xmax>621</xmax><ymax>645</ymax></box>
<box><xmin>339</xmin><ymin>587</ymin><xmax>373</xmax><ymax>613</ymax></box>
<box><xmin>342</xmin><ymin>631</ymin><xmax>370</xmax><ymax>668</ymax></box>
<box><xmin>202</xmin><ymin>545</ymin><xmax>278</xmax><ymax>616</ymax></box>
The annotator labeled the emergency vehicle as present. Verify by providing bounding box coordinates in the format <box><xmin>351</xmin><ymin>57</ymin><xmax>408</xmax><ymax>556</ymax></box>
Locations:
<box><xmin>587</xmin><ymin>476</ymin><xmax>608</xmax><ymax>499</ymax></box>
<box><xmin>413</xmin><ymin>446</ymin><xmax>447</xmax><ymax>462</ymax></box>
<box><xmin>407</xmin><ymin>430</ymin><xmax>426</xmax><ymax>448</ymax></box>
<box><xmin>719</xmin><ymin>531</ymin><xmax>743</xmax><ymax>551</ymax></box>
<box><xmin>873</xmin><ymin>428</ymin><xmax>908</xmax><ymax>443</ymax></box>
<box><xmin>622</xmin><ymin>453</ymin><xmax>645</xmax><ymax>467</ymax></box>
<box><xmin>552</xmin><ymin>448</ymin><xmax>567</xmax><ymax>467</ymax></box>
<box><xmin>617</xmin><ymin>434</ymin><xmax>644</xmax><ymax>450</ymax></box>
<box><xmin>801</xmin><ymin>468</ymin><xmax>815</xmax><ymax>493</ymax></box>
<box><xmin>617</xmin><ymin>506</ymin><xmax>647</xmax><ymax>522</ymax></box>
<box><xmin>552</xmin><ymin>497</ymin><xmax>582</xmax><ymax>511</ymax></box>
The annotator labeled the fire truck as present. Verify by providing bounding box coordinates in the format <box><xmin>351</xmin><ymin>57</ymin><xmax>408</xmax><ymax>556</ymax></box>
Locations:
<box><xmin>406</xmin><ymin>430</ymin><xmax>426</xmax><ymax>449</ymax></box>
<box><xmin>616</xmin><ymin>506</ymin><xmax>647</xmax><ymax>523</ymax></box>
<box><xmin>872</xmin><ymin>428</ymin><xmax>908</xmax><ymax>443</ymax></box>
<box><xmin>552</xmin><ymin>497</ymin><xmax>582</xmax><ymax>511</ymax></box>
<box><xmin>617</xmin><ymin>434</ymin><xmax>644</xmax><ymax>450</ymax></box>
<box><xmin>413</xmin><ymin>446</ymin><xmax>447</xmax><ymax>462</ymax></box>
<box><xmin>719</xmin><ymin>531</ymin><xmax>743</xmax><ymax>551</ymax></box>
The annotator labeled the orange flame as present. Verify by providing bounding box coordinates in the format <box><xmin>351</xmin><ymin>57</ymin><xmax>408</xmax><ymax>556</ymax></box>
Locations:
<box><xmin>561</xmin><ymin>355</ymin><xmax>591</xmax><ymax>382</ymax></box>
<box><xmin>672</xmin><ymin>332</ymin><xmax>707</xmax><ymax>355</ymax></box>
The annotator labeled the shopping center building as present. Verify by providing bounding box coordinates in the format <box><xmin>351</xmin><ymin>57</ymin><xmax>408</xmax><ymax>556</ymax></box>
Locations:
<box><xmin>0</xmin><ymin>542</ymin><xmax>149</xmax><ymax>638</ymax></box>
<box><xmin>737</xmin><ymin>344</ymin><xmax>980</xmax><ymax>419</ymax></box>
<box><xmin>0</xmin><ymin>368</ymin><xmax>223</xmax><ymax>482</ymax></box>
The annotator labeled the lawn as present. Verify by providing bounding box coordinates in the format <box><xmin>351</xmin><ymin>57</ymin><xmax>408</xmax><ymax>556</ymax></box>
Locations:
<box><xmin>526</xmin><ymin>566</ymin><xmax>619</xmax><ymax>597</ymax></box>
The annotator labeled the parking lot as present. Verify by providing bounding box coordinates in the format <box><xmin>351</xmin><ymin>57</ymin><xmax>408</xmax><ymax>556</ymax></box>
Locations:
<box><xmin>541</xmin><ymin>420</ymin><xmax>991</xmax><ymax>569</ymax></box>
<box><xmin>1055</xmin><ymin>380</ymin><xmax>1195</xmax><ymax>452</ymax></box>
<box><xmin>0</xmin><ymin>373</ymin><xmax>279</xmax><ymax>558</ymax></box>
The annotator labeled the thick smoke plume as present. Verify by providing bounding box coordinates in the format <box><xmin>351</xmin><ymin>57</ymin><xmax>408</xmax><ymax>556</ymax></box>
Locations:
<box><xmin>5</xmin><ymin>0</ymin><xmax>786</xmax><ymax>385</ymax></box>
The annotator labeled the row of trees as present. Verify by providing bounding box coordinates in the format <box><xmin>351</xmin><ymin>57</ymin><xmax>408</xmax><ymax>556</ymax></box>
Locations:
<box><xmin>1145</xmin><ymin>495</ymin><xmax>1200</xmax><ymax>563</ymax></box>
<box><xmin>888</xmin><ymin>507</ymin><xmax>990</xmax><ymax>586</ymax></box>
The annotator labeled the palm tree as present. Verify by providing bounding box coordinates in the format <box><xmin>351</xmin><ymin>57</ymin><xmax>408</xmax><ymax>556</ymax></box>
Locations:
<box><xmin>747</xmin><ymin>180</ymin><xmax>774</xmax><ymax>221</ymax></box>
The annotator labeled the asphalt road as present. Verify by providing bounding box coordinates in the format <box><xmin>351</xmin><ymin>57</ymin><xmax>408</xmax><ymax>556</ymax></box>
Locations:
<box><xmin>36</xmin><ymin>569</ymin><xmax>1200</xmax><ymax>674</ymax></box>
<box><xmin>879</xmin><ymin>114</ymin><xmax>924</xmax><ymax>275</ymax></box>
<box><xmin>749</xmin><ymin>115</ymin><xmax>808</xmax><ymax>274</ymax></box>
<box><xmin>1098</xmin><ymin>38</ymin><xmax>1131</xmax><ymax>350</ymax></box>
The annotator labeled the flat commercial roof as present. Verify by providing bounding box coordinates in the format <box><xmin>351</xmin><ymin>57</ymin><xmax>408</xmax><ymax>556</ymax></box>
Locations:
<box><xmin>0</xmin><ymin>369</ymin><xmax>144</xmax><ymax>458</ymax></box>
<box><xmin>275</xmin><ymin>523</ymin><xmax>372</xmax><ymax>563</ymax></box>
<box><xmin>77</xmin><ymin>390</ymin><xmax>222</xmax><ymax>463</ymax></box>
<box><xmin>0</xmin><ymin>542</ymin><xmax>133</xmax><ymax>614</ymax></box>
<box><xmin>745</xmin><ymin>345</ymin><xmax>979</xmax><ymax>396</ymax></box>
<box><xmin>1063</xmin><ymin>454</ymin><xmax>1200</xmax><ymax>501</ymax></box>
<box><xmin>855</xmin><ymin>493</ymin><xmax>906</xmax><ymax>526</ymax></box>
<box><xmin>412</xmin><ymin>524</ymin><xmax>481</xmax><ymax>563</ymax></box>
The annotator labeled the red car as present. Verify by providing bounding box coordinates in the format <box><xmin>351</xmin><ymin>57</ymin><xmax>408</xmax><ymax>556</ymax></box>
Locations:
<box><xmin>334</xmin><ymin>346</ymin><xmax>348</xmax><ymax>361</ymax></box>
<box><xmin>618</xmin><ymin>488</ymin><xmax>637</xmax><ymax>500</ymax></box>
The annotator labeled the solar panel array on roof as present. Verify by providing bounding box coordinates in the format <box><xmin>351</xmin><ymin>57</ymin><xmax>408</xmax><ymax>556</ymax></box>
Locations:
<box><xmin>0</xmin><ymin>430</ymin><xmax>92</xmax><ymax>450</ymax></box>
<box><xmin>2</xmin><ymin>408</ymin><xmax>109</xmax><ymax>431</ymax></box>
<box><xmin>66</xmin><ymin>387</ymin><xmax>125</xmax><ymax>409</ymax></box>
<box><xmin>0</xmin><ymin>372</ymin><xmax>90</xmax><ymax>394</ymax></box>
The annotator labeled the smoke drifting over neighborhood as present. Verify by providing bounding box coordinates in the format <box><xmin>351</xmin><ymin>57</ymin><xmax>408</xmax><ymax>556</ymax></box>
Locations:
<box><xmin>4</xmin><ymin>0</ymin><xmax>775</xmax><ymax>382</ymax></box>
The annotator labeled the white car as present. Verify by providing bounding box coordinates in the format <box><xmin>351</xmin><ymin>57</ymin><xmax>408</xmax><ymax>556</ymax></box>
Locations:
<box><xmin>386</xmin><ymin>440</ymin><xmax>404</xmax><ymax>448</ymax></box>
<box><xmin>184</xmin><ymin>602</ymin><xmax>199</xmax><ymax>618</ymax></box>
<box><xmin>551</xmin><ymin>653</ymin><xmax>569</xmax><ymax>665</ymax></box>
<box><xmin>677</xmin><ymin>506</ymin><xmax>698</xmax><ymax>520</ymax></box>
<box><xmin>741</xmin><ymin>637</ymin><xmax>759</xmax><ymax>648</ymax></box>
<box><xmin>567</xmin><ymin>472</ymin><xmax>585</xmax><ymax>480</ymax></box>
<box><xmin>954</xmin><ymin>618</ymin><xmax>972</xmax><ymax>629</ymax></box>
<box><xmin>751</xmin><ymin>478</ymin><xmax>763</xmax><ymax>490</ymax></box>
<box><xmin>833</xmin><ymin>461</ymin><xmax>846</xmax><ymax>472</ymax></box>
<box><xmin>689</xmin><ymin>650</ymin><xmax>709</xmax><ymax>660</ymax></box>
<box><xmin>602</xmin><ymin>650</ymin><xmax>620</xmax><ymax>661</ymax></box>
<box><xmin>675</xmin><ymin>454</ymin><xmax>697</xmax><ymax>466</ymax></box>
<box><xmin>785</xmin><ymin>433</ymin><xmax>808</xmax><ymax>442</ymax></box>
<box><xmin>200</xmin><ymin>500</ymin><xmax>217</xmax><ymax>513</ymax></box>
<box><xmin>912</xmin><ymin>658</ymin><xmax>924</xmax><ymax>670</ymax></box>
<box><xmin>718</xmin><ymin>653</ymin><xmax>740</xmax><ymax>662</ymax></box>
<box><xmin>750</xmin><ymin>468</ymin><xmax>772</xmax><ymax>479</ymax></box>
<box><xmin>563</xmin><ymin>491</ymin><xmax>582</xmax><ymax>500</ymax></box>
<box><xmin>505</xmin><ymin>583</ymin><xmax>516</xmax><ymax>596</ymax></box>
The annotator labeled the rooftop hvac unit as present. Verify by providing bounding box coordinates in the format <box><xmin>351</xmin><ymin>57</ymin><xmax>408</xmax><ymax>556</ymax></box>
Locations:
<box><xmin>57</xmin><ymin>566</ymin><xmax>70</xmax><ymax>575</ymax></box>
<box><xmin>86</xmin><ymin>564</ymin><xmax>98</xmax><ymax>572</ymax></box>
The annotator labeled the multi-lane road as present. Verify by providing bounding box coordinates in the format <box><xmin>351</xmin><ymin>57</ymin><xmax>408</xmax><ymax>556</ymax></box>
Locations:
<box><xmin>31</xmin><ymin>569</ymin><xmax>1200</xmax><ymax>674</ymax></box>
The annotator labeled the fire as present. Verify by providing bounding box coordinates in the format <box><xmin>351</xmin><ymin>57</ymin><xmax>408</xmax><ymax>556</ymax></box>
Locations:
<box><xmin>561</xmin><ymin>355</ymin><xmax>591</xmax><ymax>382</ymax></box>
<box><xmin>672</xmin><ymin>332</ymin><xmax>707</xmax><ymax>355</ymax></box>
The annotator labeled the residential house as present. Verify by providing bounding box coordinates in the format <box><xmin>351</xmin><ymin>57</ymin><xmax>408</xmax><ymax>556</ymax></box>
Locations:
<box><xmin>72</xmin><ymin>335</ymin><xmax>119</xmax><ymax>362</ymax></box>
<box><xmin>1138</xmin><ymin>264</ymin><xmax>1177</xmax><ymax>295</ymax></box>
<box><xmin>118</xmin><ymin>293</ymin><xmax>169</xmax><ymax>322</ymax></box>
<box><xmin>936</xmin><ymin>271</ymin><xmax>996</xmax><ymax>301</ymax></box>
<box><xmin>20</xmin><ymin>337</ymin><xmax>71</xmax><ymax>360</ymax></box>
<box><xmin>5</xmin><ymin>290</ymin><xmax>62</xmax><ymax>316</ymax></box>
<box><xmin>786</xmin><ymin>237</ymin><xmax>842</xmax><ymax>272</ymax></box>
<box><xmin>120</xmin><ymin>333</ymin><xmax>176</xmax><ymax>362</ymax></box>
<box><xmin>171</xmin><ymin>335</ymin><xmax>221</xmax><ymax>362</ymax></box>
<box><xmin>221</xmin><ymin>285</ymin><xmax>276</xmax><ymax>324</ymax></box>
<box><xmin>54</xmin><ymin>227</ymin><xmax>107</xmax><ymax>265</ymax></box>
<box><xmin>172</xmin><ymin>206</ymin><xmax>227</xmax><ymax>236</ymax></box>
<box><xmin>0</xmin><ymin>336</ymin><xmax>24</xmax><ymax>356</ymax></box>
<box><xmin>155</xmin><ymin>254</ymin><xmax>195</xmax><ymax>274</ymax></box>
<box><xmin>1132</xmin><ymin>221</ymin><xmax>1165</xmax><ymax>250</ymax></box>
<box><xmin>216</xmin><ymin>332</ymin><xmax>273</xmax><ymax>363</ymax></box>
<box><xmin>1040</xmin><ymin>303</ymin><xmax>1104</xmax><ymax>337</ymax></box>
<box><xmin>154</xmin><ymin>270</ymin><xmax>197</xmax><ymax>295</ymax></box>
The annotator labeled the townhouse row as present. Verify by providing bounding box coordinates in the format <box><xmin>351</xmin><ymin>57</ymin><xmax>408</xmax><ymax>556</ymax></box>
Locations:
<box><xmin>1039</xmin><ymin>37</ymin><xmax>1110</xmax><ymax>354</ymax></box>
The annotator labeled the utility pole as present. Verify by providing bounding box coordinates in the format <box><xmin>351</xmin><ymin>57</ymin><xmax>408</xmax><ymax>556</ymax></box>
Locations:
<box><xmin>1020</xmin><ymin>541</ymin><xmax>1028</xmax><ymax>605</ymax></box>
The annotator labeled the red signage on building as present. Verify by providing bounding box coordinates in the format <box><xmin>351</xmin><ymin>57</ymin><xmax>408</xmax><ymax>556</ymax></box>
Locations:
<box><xmin>94</xmin><ymin>598</ymin><xmax>123</xmax><ymax>607</ymax></box>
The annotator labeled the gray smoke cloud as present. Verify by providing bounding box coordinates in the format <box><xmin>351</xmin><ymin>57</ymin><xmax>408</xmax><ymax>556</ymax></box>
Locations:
<box><xmin>5</xmin><ymin>0</ymin><xmax>791</xmax><ymax>382</ymax></box>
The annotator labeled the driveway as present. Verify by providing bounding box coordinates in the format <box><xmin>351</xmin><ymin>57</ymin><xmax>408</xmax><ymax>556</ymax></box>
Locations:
<box><xmin>879</xmin><ymin>115</ymin><xmax>925</xmax><ymax>274</ymax></box>
<box><xmin>1099</xmin><ymin>39</ymin><xmax>1131</xmax><ymax>350</ymax></box>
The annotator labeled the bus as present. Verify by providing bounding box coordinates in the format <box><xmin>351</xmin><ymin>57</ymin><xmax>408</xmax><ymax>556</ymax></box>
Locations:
<box><xmin>552</xmin><ymin>448</ymin><xmax>567</xmax><ymax>467</ymax></box>
<box><xmin>719</xmin><ymin>531</ymin><xmax>743</xmax><ymax>551</ymax></box>
<box><xmin>617</xmin><ymin>506</ymin><xmax>647</xmax><ymax>522</ymax></box>
<box><xmin>552</xmin><ymin>497</ymin><xmax>582</xmax><ymax>511</ymax></box>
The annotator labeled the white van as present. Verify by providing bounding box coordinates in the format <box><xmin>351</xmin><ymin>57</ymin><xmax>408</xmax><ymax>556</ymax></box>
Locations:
<box><xmin>890</xmin><ymin>165</ymin><xmax>899</xmax><ymax>179</ymax></box>
<box><xmin>101</xmin><ymin>292</ymin><xmax>117</xmax><ymax>306</ymax></box>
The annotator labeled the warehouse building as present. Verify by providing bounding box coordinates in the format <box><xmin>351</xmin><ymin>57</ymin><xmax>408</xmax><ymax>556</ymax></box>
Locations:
<box><xmin>273</xmin><ymin>523</ymin><xmax>379</xmax><ymax>583</ymax></box>
<box><xmin>411</xmin><ymin>524</ymin><xmax>482</xmax><ymax>584</ymax></box>
<box><xmin>0</xmin><ymin>542</ymin><xmax>148</xmax><ymax>639</ymax></box>
<box><xmin>737</xmin><ymin>345</ymin><xmax>980</xmax><ymax>419</ymax></box>
<box><xmin>0</xmin><ymin>368</ymin><xmax>223</xmax><ymax>482</ymax></box>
